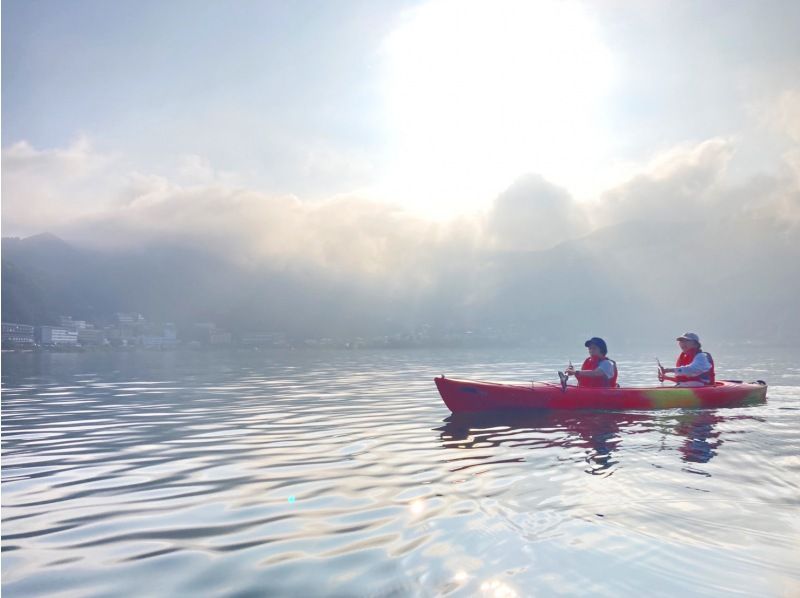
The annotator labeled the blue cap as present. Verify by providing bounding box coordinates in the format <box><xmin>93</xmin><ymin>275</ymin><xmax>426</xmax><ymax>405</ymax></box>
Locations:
<box><xmin>584</xmin><ymin>337</ymin><xmax>608</xmax><ymax>355</ymax></box>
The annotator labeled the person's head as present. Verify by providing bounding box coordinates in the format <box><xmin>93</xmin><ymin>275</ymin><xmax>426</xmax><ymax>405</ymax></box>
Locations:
<box><xmin>677</xmin><ymin>332</ymin><xmax>701</xmax><ymax>352</ymax></box>
<box><xmin>584</xmin><ymin>337</ymin><xmax>608</xmax><ymax>358</ymax></box>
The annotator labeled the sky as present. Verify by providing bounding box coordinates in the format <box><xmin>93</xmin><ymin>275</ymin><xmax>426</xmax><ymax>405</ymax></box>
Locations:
<box><xmin>2</xmin><ymin>0</ymin><xmax>799</xmax><ymax>344</ymax></box>
<box><xmin>3</xmin><ymin>0</ymin><xmax>799</xmax><ymax>231</ymax></box>
<box><xmin>2</xmin><ymin>0</ymin><xmax>800</xmax><ymax>256</ymax></box>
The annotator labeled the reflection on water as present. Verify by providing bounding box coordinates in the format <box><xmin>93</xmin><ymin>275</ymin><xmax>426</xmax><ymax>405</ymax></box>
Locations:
<box><xmin>441</xmin><ymin>411</ymin><xmax>642</xmax><ymax>476</ymax></box>
<box><xmin>2</xmin><ymin>349</ymin><xmax>800</xmax><ymax>597</ymax></box>
<box><xmin>440</xmin><ymin>410</ymin><xmax>767</xmax><ymax>472</ymax></box>
<box><xmin>674</xmin><ymin>411</ymin><xmax>724</xmax><ymax>464</ymax></box>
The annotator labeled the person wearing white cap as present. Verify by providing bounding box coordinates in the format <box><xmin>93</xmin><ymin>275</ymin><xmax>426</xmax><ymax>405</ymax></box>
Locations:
<box><xmin>659</xmin><ymin>333</ymin><xmax>716</xmax><ymax>387</ymax></box>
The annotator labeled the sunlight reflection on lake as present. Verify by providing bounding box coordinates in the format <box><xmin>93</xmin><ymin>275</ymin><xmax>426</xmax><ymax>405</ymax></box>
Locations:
<box><xmin>2</xmin><ymin>348</ymin><xmax>799</xmax><ymax>596</ymax></box>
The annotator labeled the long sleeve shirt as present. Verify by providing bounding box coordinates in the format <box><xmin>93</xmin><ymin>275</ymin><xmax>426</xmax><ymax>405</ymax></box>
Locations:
<box><xmin>674</xmin><ymin>352</ymin><xmax>712</xmax><ymax>377</ymax></box>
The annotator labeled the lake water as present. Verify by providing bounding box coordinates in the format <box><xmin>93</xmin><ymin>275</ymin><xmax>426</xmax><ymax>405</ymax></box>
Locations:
<box><xmin>2</xmin><ymin>348</ymin><xmax>799</xmax><ymax>597</ymax></box>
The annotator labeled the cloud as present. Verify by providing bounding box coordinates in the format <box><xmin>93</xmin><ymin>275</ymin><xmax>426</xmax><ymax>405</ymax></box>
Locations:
<box><xmin>50</xmin><ymin>173</ymin><xmax>482</xmax><ymax>301</ymax></box>
<box><xmin>3</xmin><ymin>134</ymin><xmax>798</xmax><ymax>275</ymax></box>
<box><xmin>759</xmin><ymin>89</ymin><xmax>800</xmax><ymax>143</ymax></box>
<box><xmin>3</xmin><ymin>134</ymin><xmax>799</xmax><ymax>342</ymax></box>
<box><xmin>176</xmin><ymin>154</ymin><xmax>217</xmax><ymax>184</ymax></box>
<box><xmin>1</xmin><ymin>137</ymin><xmax>120</xmax><ymax>235</ymax></box>
<box><xmin>593</xmin><ymin>138</ymin><xmax>735</xmax><ymax>227</ymax></box>
<box><xmin>483</xmin><ymin>174</ymin><xmax>588</xmax><ymax>251</ymax></box>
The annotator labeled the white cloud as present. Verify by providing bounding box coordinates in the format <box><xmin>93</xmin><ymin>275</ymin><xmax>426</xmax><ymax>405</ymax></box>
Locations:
<box><xmin>778</xmin><ymin>91</ymin><xmax>800</xmax><ymax>143</ymax></box>
<box><xmin>1</xmin><ymin>137</ymin><xmax>121</xmax><ymax>235</ymax></box>
<box><xmin>592</xmin><ymin>138</ymin><xmax>735</xmax><ymax>227</ymax></box>
<box><xmin>3</xmin><ymin>134</ymin><xmax>799</xmax><ymax>342</ymax></box>
<box><xmin>176</xmin><ymin>154</ymin><xmax>216</xmax><ymax>184</ymax></box>
<box><xmin>483</xmin><ymin>174</ymin><xmax>588</xmax><ymax>251</ymax></box>
<box><xmin>3</xmin><ymin>134</ymin><xmax>798</xmax><ymax>277</ymax></box>
<box><xmin>756</xmin><ymin>89</ymin><xmax>800</xmax><ymax>143</ymax></box>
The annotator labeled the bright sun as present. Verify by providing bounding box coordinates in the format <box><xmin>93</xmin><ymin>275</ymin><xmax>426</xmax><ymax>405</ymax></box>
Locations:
<box><xmin>378</xmin><ymin>0</ymin><xmax>617</xmax><ymax>218</ymax></box>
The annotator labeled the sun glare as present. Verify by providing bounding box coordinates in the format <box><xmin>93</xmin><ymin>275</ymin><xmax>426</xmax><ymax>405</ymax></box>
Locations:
<box><xmin>378</xmin><ymin>0</ymin><xmax>617</xmax><ymax>218</ymax></box>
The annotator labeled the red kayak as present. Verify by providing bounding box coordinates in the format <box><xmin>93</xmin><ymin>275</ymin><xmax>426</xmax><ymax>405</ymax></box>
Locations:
<box><xmin>435</xmin><ymin>376</ymin><xmax>767</xmax><ymax>413</ymax></box>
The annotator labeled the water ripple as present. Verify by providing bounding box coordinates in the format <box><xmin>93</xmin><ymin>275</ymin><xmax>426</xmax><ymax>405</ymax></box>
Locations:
<box><xmin>3</xmin><ymin>349</ymin><xmax>799</xmax><ymax>597</ymax></box>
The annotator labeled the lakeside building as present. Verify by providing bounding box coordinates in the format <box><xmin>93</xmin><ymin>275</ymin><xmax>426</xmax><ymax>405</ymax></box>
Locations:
<box><xmin>158</xmin><ymin>323</ymin><xmax>179</xmax><ymax>348</ymax></box>
<box><xmin>111</xmin><ymin>312</ymin><xmax>146</xmax><ymax>345</ymax></box>
<box><xmin>240</xmin><ymin>333</ymin><xmax>287</xmax><ymax>347</ymax></box>
<box><xmin>186</xmin><ymin>322</ymin><xmax>225</xmax><ymax>344</ymax></box>
<box><xmin>141</xmin><ymin>335</ymin><xmax>165</xmax><ymax>348</ymax></box>
<box><xmin>77</xmin><ymin>326</ymin><xmax>106</xmax><ymax>346</ymax></box>
<box><xmin>7</xmin><ymin>313</ymin><xmax>186</xmax><ymax>350</ymax></box>
<box><xmin>2</xmin><ymin>323</ymin><xmax>36</xmax><ymax>346</ymax></box>
<box><xmin>139</xmin><ymin>322</ymin><xmax>180</xmax><ymax>348</ymax></box>
<box><xmin>39</xmin><ymin>326</ymin><xmax>79</xmax><ymax>346</ymax></box>
<box><xmin>114</xmin><ymin>313</ymin><xmax>145</xmax><ymax>326</ymax></box>
<box><xmin>59</xmin><ymin>316</ymin><xmax>87</xmax><ymax>330</ymax></box>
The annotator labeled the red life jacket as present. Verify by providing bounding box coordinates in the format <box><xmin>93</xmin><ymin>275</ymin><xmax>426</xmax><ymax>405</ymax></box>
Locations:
<box><xmin>578</xmin><ymin>356</ymin><xmax>618</xmax><ymax>388</ymax></box>
<box><xmin>675</xmin><ymin>349</ymin><xmax>715</xmax><ymax>385</ymax></box>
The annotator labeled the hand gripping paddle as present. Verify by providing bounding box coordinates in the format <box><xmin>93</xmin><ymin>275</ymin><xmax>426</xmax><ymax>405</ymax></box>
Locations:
<box><xmin>558</xmin><ymin>371</ymin><xmax>568</xmax><ymax>392</ymax></box>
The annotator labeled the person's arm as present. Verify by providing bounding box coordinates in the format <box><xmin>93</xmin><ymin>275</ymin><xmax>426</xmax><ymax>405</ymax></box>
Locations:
<box><xmin>597</xmin><ymin>360</ymin><xmax>614</xmax><ymax>380</ymax></box>
<box><xmin>579</xmin><ymin>360</ymin><xmax>613</xmax><ymax>379</ymax></box>
<box><xmin>664</xmin><ymin>353</ymin><xmax>710</xmax><ymax>377</ymax></box>
<box><xmin>575</xmin><ymin>368</ymin><xmax>607</xmax><ymax>379</ymax></box>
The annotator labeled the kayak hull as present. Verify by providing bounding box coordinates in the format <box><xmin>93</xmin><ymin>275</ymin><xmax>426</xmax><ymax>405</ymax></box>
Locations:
<box><xmin>435</xmin><ymin>376</ymin><xmax>767</xmax><ymax>413</ymax></box>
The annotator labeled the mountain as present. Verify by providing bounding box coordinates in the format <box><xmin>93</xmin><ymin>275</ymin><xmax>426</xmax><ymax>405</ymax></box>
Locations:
<box><xmin>466</xmin><ymin>217</ymin><xmax>799</xmax><ymax>344</ymax></box>
<box><xmin>2</xmin><ymin>215</ymin><xmax>798</xmax><ymax>345</ymax></box>
<box><xmin>0</xmin><ymin>234</ymin><xmax>399</xmax><ymax>337</ymax></box>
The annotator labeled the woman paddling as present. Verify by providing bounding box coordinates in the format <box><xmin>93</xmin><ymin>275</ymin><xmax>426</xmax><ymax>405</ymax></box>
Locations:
<box><xmin>565</xmin><ymin>337</ymin><xmax>619</xmax><ymax>388</ymax></box>
<box><xmin>659</xmin><ymin>332</ymin><xmax>715</xmax><ymax>387</ymax></box>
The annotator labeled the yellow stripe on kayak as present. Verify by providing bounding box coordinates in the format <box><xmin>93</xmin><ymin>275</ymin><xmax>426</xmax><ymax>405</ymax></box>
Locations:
<box><xmin>644</xmin><ymin>388</ymin><xmax>703</xmax><ymax>409</ymax></box>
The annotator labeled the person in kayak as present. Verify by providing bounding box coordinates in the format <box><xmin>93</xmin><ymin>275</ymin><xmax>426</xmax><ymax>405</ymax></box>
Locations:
<box><xmin>565</xmin><ymin>337</ymin><xmax>619</xmax><ymax>388</ymax></box>
<box><xmin>659</xmin><ymin>332</ymin><xmax>715</xmax><ymax>387</ymax></box>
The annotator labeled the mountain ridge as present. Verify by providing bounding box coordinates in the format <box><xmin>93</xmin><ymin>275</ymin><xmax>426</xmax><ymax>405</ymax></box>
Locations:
<box><xmin>3</xmin><ymin>216</ymin><xmax>797</xmax><ymax>344</ymax></box>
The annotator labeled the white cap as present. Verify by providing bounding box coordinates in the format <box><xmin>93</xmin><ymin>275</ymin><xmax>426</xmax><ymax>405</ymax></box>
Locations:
<box><xmin>676</xmin><ymin>332</ymin><xmax>700</xmax><ymax>343</ymax></box>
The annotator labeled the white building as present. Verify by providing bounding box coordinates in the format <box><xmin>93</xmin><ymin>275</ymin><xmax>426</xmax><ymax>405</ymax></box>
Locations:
<box><xmin>115</xmin><ymin>313</ymin><xmax>144</xmax><ymax>325</ymax></box>
<box><xmin>39</xmin><ymin>326</ymin><xmax>78</xmax><ymax>346</ymax></box>
<box><xmin>2</xmin><ymin>323</ymin><xmax>35</xmax><ymax>345</ymax></box>
<box><xmin>59</xmin><ymin>316</ymin><xmax>87</xmax><ymax>330</ymax></box>
<box><xmin>240</xmin><ymin>333</ymin><xmax>287</xmax><ymax>347</ymax></box>
<box><xmin>77</xmin><ymin>327</ymin><xmax>105</xmax><ymax>346</ymax></box>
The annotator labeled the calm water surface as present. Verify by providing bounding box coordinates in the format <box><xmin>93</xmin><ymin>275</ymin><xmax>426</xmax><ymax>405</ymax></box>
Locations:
<box><xmin>2</xmin><ymin>348</ymin><xmax>799</xmax><ymax>597</ymax></box>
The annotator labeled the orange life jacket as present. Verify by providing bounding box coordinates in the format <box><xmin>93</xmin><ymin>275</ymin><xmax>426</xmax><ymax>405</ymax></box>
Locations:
<box><xmin>579</xmin><ymin>356</ymin><xmax>618</xmax><ymax>388</ymax></box>
<box><xmin>675</xmin><ymin>349</ymin><xmax>715</xmax><ymax>385</ymax></box>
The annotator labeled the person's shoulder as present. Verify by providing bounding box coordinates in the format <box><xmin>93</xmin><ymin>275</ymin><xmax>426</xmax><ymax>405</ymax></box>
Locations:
<box><xmin>598</xmin><ymin>359</ymin><xmax>614</xmax><ymax>376</ymax></box>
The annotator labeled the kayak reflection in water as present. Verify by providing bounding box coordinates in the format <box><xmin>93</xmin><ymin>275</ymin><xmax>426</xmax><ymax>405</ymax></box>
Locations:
<box><xmin>438</xmin><ymin>410</ymin><xmax>634</xmax><ymax>474</ymax></box>
<box><xmin>659</xmin><ymin>332</ymin><xmax>716</xmax><ymax>387</ymax></box>
<box><xmin>564</xmin><ymin>337</ymin><xmax>619</xmax><ymax>388</ymax></box>
<box><xmin>437</xmin><ymin>410</ymin><xmax>763</xmax><ymax>471</ymax></box>
<box><xmin>674</xmin><ymin>411</ymin><xmax>724</xmax><ymax>464</ymax></box>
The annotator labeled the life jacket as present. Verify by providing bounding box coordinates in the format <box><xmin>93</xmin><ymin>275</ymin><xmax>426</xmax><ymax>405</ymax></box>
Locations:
<box><xmin>675</xmin><ymin>349</ymin><xmax>715</xmax><ymax>385</ymax></box>
<box><xmin>578</xmin><ymin>356</ymin><xmax>618</xmax><ymax>388</ymax></box>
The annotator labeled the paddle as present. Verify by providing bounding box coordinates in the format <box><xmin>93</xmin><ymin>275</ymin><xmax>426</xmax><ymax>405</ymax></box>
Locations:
<box><xmin>558</xmin><ymin>370</ymin><xmax>568</xmax><ymax>392</ymax></box>
<box><xmin>558</xmin><ymin>360</ymin><xmax>574</xmax><ymax>392</ymax></box>
<box><xmin>656</xmin><ymin>357</ymin><xmax>679</xmax><ymax>383</ymax></box>
<box><xmin>656</xmin><ymin>357</ymin><xmax>665</xmax><ymax>384</ymax></box>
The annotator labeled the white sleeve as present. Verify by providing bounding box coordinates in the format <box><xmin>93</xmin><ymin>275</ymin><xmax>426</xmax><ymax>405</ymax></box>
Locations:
<box><xmin>597</xmin><ymin>360</ymin><xmax>614</xmax><ymax>379</ymax></box>
<box><xmin>675</xmin><ymin>353</ymin><xmax>711</xmax><ymax>376</ymax></box>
